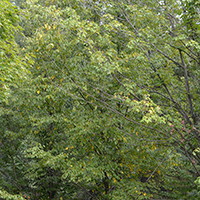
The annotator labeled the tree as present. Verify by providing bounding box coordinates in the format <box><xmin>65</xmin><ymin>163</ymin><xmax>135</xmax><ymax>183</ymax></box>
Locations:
<box><xmin>1</xmin><ymin>0</ymin><xmax>200</xmax><ymax>199</ymax></box>
<box><xmin>0</xmin><ymin>1</ymin><xmax>30</xmax><ymax>199</ymax></box>
<box><xmin>0</xmin><ymin>0</ymin><xmax>29</xmax><ymax>102</ymax></box>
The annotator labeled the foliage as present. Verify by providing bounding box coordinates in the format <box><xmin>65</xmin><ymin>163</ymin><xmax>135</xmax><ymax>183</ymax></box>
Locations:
<box><xmin>0</xmin><ymin>189</ymin><xmax>25</xmax><ymax>200</ymax></box>
<box><xmin>0</xmin><ymin>0</ymin><xmax>30</xmax><ymax>102</ymax></box>
<box><xmin>0</xmin><ymin>0</ymin><xmax>200</xmax><ymax>199</ymax></box>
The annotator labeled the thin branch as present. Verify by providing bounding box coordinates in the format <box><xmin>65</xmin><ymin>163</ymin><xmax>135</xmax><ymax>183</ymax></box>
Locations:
<box><xmin>111</xmin><ymin>73</ymin><xmax>140</xmax><ymax>101</ymax></box>
<box><xmin>184</xmin><ymin>146</ymin><xmax>200</xmax><ymax>176</ymax></box>
<box><xmin>113</xmin><ymin>124</ymin><xmax>179</xmax><ymax>144</ymax></box>
<box><xmin>0</xmin><ymin>169</ymin><xmax>21</xmax><ymax>191</ymax></box>
<box><xmin>169</xmin><ymin>43</ymin><xmax>198</xmax><ymax>62</ymax></box>
<box><xmin>146</xmin><ymin>155</ymin><xmax>168</xmax><ymax>182</ymax></box>
<box><xmin>179</xmin><ymin>50</ymin><xmax>196</xmax><ymax>124</ymax></box>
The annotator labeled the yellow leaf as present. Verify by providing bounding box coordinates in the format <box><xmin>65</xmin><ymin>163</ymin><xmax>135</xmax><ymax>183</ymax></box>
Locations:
<box><xmin>122</xmin><ymin>137</ymin><xmax>127</xmax><ymax>142</ymax></box>
<box><xmin>37</xmin><ymin>90</ymin><xmax>40</xmax><ymax>94</ymax></box>
<box><xmin>133</xmin><ymin>52</ymin><xmax>136</xmax><ymax>57</ymax></box>
<box><xmin>66</xmin><ymin>147</ymin><xmax>69</xmax><ymax>150</ymax></box>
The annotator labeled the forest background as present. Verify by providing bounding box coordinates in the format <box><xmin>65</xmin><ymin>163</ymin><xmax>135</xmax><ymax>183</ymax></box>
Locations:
<box><xmin>0</xmin><ymin>0</ymin><xmax>200</xmax><ymax>199</ymax></box>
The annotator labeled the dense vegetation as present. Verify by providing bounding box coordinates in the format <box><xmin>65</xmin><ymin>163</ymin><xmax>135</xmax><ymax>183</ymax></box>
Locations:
<box><xmin>0</xmin><ymin>0</ymin><xmax>200</xmax><ymax>199</ymax></box>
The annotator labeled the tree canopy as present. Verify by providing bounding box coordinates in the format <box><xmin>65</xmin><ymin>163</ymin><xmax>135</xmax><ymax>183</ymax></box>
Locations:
<box><xmin>0</xmin><ymin>0</ymin><xmax>200</xmax><ymax>199</ymax></box>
